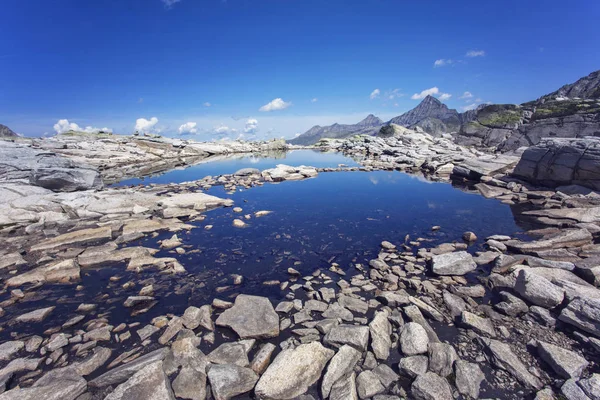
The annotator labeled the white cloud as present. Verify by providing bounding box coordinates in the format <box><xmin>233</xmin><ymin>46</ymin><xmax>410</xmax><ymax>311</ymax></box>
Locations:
<box><xmin>461</xmin><ymin>104</ymin><xmax>478</xmax><ymax>111</ymax></box>
<box><xmin>434</xmin><ymin>59</ymin><xmax>453</xmax><ymax>67</ymax></box>
<box><xmin>178</xmin><ymin>122</ymin><xmax>197</xmax><ymax>135</ymax></box>
<box><xmin>411</xmin><ymin>87</ymin><xmax>439</xmax><ymax>100</ymax></box>
<box><xmin>311</xmin><ymin>98</ymin><xmax>318</xmax><ymax>103</ymax></box>
<box><xmin>244</xmin><ymin>118</ymin><xmax>258</xmax><ymax>134</ymax></box>
<box><xmin>203</xmin><ymin>102</ymin><xmax>211</xmax><ymax>107</ymax></box>
<box><xmin>259</xmin><ymin>98</ymin><xmax>292</xmax><ymax>112</ymax></box>
<box><xmin>214</xmin><ymin>125</ymin><xmax>237</xmax><ymax>136</ymax></box>
<box><xmin>369</xmin><ymin>89</ymin><xmax>381</xmax><ymax>100</ymax></box>
<box><xmin>438</xmin><ymin>93</ymin><xmax>452</xmax><ymax>101</ymax></box>
<box><xmin>53</xmin><ymin>119</ymin><xmax>112</xmax><ymax>134</ymax></box>
<box><xmin>161</xmin><ymin>0</ymin><xmax>181</xmax><ymax>8</ymax></box>
<box><xmin>460</xmin><ymin>91</ymin><xmax>473</xmax><ymax>99</ymax></box>
<box><xmin>466</xmin><ymin>50</ymin><xmax>485</xmax><ymax>57</ymax></box>
<box><xmin>386</xmin><ymin>88</ymin><xmax>403</xmax><ymax>100</ymax></box>
<box><xmin>135</xmin><ymin>117</ymin><xmax>159</xmax><ymax>133</ymax></box>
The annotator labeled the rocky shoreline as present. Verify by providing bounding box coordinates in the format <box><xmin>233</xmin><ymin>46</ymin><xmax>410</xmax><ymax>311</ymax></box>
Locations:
<box><xmin>0</xmin><ymin>131</ymin><xmax>599</xmax><ymax>399</ymax></box>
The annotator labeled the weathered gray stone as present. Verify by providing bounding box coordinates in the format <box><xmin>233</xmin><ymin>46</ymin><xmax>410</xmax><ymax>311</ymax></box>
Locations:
<box><xmin>208</xmin><ymin>364</ymin><xmax>258</xmax><ymax>400</ymax></box>
<box><xmin>323</xmin><ymin>303</ymin><xmax>354</xmax><ymax>322</ymax></box>
<box><xmin>578</xmin><ymin>374</ymin><xmax>600</xmax><ymax>400</ymax></box>
<box><xmin>480</xmin><ymin>338</ymin><xmax>543</xmax><ymax>390</ymax></box>
<box><xmin>330</xmin><ymin>372</ymin><xmax>358</xmax><ymax>400</ymax></box>
<box><xmin>356</xmin><ymin>370</ymin><xmax>385</xmax><ymax>399</ymax></box>
<box><xmin>398</xmin><ymin>355</ymin><xmax>428</xmax><ymax>378</ymax></box>
<box><xmin>400</xmin><ymin>322</ymin><xmax>429</xmax><ymax>355</ymax></box>
<box><xmin>369</xmin><ymin>310</ymin><xmax>392</xmax><ymax>360</ymax></box>
<box><xmin>0</xmin><ymin>341</ymin><xmax>24</xmax><ymax>361</ymax></box>
<box><xmin>172</xmin><ymin>364</ymin><xmax>207</xmax><ymax>400</ymax></box>
<box><xmin>324</xmin><ymin>325</ymin><xmax>370</xmax><ymax>352</ymax></box>
<box><xmin>215</xmin><ymin>295</ymin><xmax>279</xmax><ymax>339</ymax></box>
<box><xmin>208</xmin><ymin>342</ymin><xmax>249</xmax><ymax>367</ymax></box>
<box><xmin>339</xmin><ymin>295</ymin><xmax>369</xmax><ymax>314</ymax></box>
<box><xmin>104</xmin><ymin>361</ymin><xmax>175</xmax><ymax>400</ymax></box>
<box><xmin>89</xmin><ymin>348</ymin><xmax>169</xmax><ymax>388</ymax></box>
<box><xmin>537</xmin><ymin>340</ymin><xmax>589</xmax><ymax>378</ymax></box>
<box><xmin>321</xmin><ymin>345</ymin><xmax>362</xmax><ymax>398</ymax></box>
<box><xmin>559</xmin><ymin>297</ymin><xmax>600</xmax><ymax>337</ymax></box>
<box><xmin>250</xmin><ymin>343</ymin><xmax>276</xmax><ymax>375</ymax></box>
<box><xmin>430</xmin><ymin>251</ymin><xmax>477</xmax><ymax>276</ymax></box>
<box><xmin>0</xmin><ymin>367</ymin><xmax>86</xmax><ymax>400</ymax></box>
<box><xmin>182</xmin><ymin>305</ymin><xmax>213</xmax><ymax>331</ymax></box>
<box><xmin>410</xmin><ymin>372</ymin><xmax>453</xmax><ymax>400</ymax></box>
<box><xmin>454</xmin><ymin>360</ymin><xmax>485</xmax><ymax>399</ymax></box>
<box><xmin>255</xmin><ymin>342</ymin><xmax>334</xmax><ymax>399</ymax></box>
<box><xmin>15</xmin><ymin>306</ymin><xmax>55</xmax><ymax>323</ymax></box>
<box><xmin>461</xmin><ymin>311</ymin><xmax>496</xmax><ymax>337</ymax></box>
<box><xmin>515</xmin><ymin>269</ymin><xmax>565</xmax><ymax>309</ymax></box>
<box><xmin>427</xmin><ymin>342</ymin><xmax>458</xmax><ymax>377</ymax></box>
<box><xmin>561</xmin><ymin>378</ymin><xmax>593</xmax><ymax>400</ymax></box>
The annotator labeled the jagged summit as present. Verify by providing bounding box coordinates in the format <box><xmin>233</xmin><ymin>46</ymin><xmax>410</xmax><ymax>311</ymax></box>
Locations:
<box><xmin>389</xmin><ymin>95</ymin><xmax>459</xmax><ymax>128</ymax></box>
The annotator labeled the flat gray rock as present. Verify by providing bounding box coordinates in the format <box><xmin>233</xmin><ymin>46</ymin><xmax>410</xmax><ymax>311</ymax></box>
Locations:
<box><xmin>330</xmin><ymin>372</ymin><xmax>358</xmax><ymax>400</ymax></box>
<box><xmin>207</xmin><ymin>342</ymin><xmax>249</xmax><ymax>367</ymax></box>
<box><xmin>324</xmin><ymin>325</ymin><xmax>369</xmax><ymax>352</ymax></box>
<box><xmin>537</xmin><ymin>340</ymin><xmax>589</xmax><ymax>379</ymax></box>
<box><xmin>0</xmin><ymin>367</ymin><xmax>86</xmax><ymax>400</ymax></box>
<box><xmin>430</xmin><ymin>251</ymin><xmax>476</xmax><ymax>276</ymax></box>
<box><xmin>454</xmin><ymin>360</ymin><xmax>485</xmax><ymax>399</ymax></box>
<box><xmin>215</xmin><ymin>295</ymin><xmax>279</xmax><ymax>339</ymax></box>
<box><xmin>89</xmin><ymin>348</ymin><xmax>169</xmax><ymax>388</ymax></box>
<box><xmin>398</xmin><ymin>355</ymin><xmax>428</xmax><ymax>378</ymax></box>
<box><xmin>559</xmin><ymin>297</ymin><xmax>600</xmax><ymax>337</ymax></box>
<box><xmin>428</xmin><ymin>342</ymin><xmax>458</xmax><ymax>377</ymax></box>
<box><xmin>515</xmin><ymin>269</ymin><xmax>565</xmax><ymax>308</ymax></box>
<box><xmin>400</xmin><ymin>322</ymin><xmax>429</xmax><ymax>356</ymax></box>
<box><xmin>321</xmin><ymin>345</ymin><xmax>362</xmax><ymax>398</ymax></box>
<box><xmin>207</xmin><ymin>364</ymin><xmax>258</xmax><ymax>400</ymax></box>
<box><xmin>369</xmin><ymin>310</ymin><xmax>392</xmax><ymax>360</ymax></box>
<box><xmin>411</xmin><ymin>372</ymin><xmax>453</xmax><ymax>400</ymax></box>
<box><xmin>104</xmin><ymin>361</ymin><xmax>175</xmax><ymax>400</ymax></box>
<box><xmin>480</xmin><ymin>338</ymin><xmax>543</xmax><ymax>390</ymax></box>
<box><xmin>356</xmin><ymin>370</ymin><xmax>385</xmax><ymax>399</ymax></box>
<box><xmin>461</xmin><ymin>311</ymin><xmax>496</xmax><ymax>337</ymax></box>
<box><xmin>255</xmin><ymin>341</ymin><xmax>334</xmax><ymax>399</ymax></box>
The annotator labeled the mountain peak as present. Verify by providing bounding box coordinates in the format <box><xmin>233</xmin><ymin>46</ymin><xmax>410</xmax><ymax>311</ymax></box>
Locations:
<box><xmin>388</xmin><ymin>95</ymin><xmax>457</xmax><ymax>128</ymax></box>
<box><xmin>421</xmin><ymin>95</ymin><xmax>442</xmax><ymax>105</ymax></box>
<box><xmin>357</xmin><ymin>114</ymin><xmax>383</xmax><ymax>127</ymax></box>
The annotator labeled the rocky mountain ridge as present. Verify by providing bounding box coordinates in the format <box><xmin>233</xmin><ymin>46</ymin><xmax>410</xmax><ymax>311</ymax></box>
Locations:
<box><xmin>291</xmin><ymin>69</ymin><xmax>600</xmax><ymax>149</ymax></box>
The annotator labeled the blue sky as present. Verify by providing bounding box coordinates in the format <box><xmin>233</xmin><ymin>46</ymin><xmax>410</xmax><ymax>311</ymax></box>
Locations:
<box><xmin>1</xmin><ymin>0</ymin><xmax>599</xmax><ymax>139</ymax></box>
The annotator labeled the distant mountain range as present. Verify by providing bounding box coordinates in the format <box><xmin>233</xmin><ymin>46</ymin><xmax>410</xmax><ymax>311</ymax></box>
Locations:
<box><xmin>290</xmin><ymin>69</ymin><xmax>600</xmax><ymax>151</ymax></box>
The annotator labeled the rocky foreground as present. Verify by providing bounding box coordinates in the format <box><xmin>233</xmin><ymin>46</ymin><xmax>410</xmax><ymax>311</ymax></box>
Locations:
<box><xmin>0</xmin><ymin>131</ymin><xmax>599</xmax><ymax>399</ymax></box>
